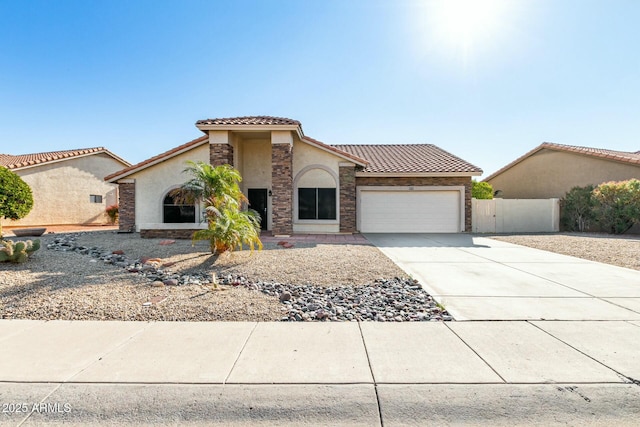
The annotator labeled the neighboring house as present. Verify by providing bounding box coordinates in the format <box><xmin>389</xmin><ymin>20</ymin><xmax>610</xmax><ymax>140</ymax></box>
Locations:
<box><xmin>484</xmin><ymin>142</ymin><xmax>640</xmax><ymax>199</ymax></box>
<box><xmin>0</xmin><ymin>147</ymin><xmax>130</xmax><ymax>227</ymax></box>
<box><xmin>105</xmin><ymin>116</ymin><xmax>482</xmax><ymax>237</ymax></box>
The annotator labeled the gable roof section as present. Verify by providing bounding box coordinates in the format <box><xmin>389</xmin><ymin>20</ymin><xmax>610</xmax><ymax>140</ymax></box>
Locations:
<box><xmin>335</xmin><ymin>144</ymin><xmax>482</xmax><ymax>175</ymax></box>
<box><xmin>0</xmin><ymin>147</ymin><xmax>130</xmax><ymax>171</ymax></box>
<box><xmin>105</xmin><ymin>135</ymin><xmax>209</xmax><ymax>182</ymax></box>
<box><xmin>484</xmin><ymin>142</ymin><xmax>640</xmax><ymax>182</ymax></box>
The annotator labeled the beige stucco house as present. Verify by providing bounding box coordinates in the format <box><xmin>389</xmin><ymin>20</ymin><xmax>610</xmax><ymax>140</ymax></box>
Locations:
<box><xmin>105</xmin><ymin>116</ymin><xmax>482</xmax><ymax>236</ymax></box>
<box><xmin>485</xmin><ymin>142</ymin><xmax>640</xmax><ymax>199</ymax></box>
<box><xmin>0</xmin><ymin>147</ymin><xmax>130</xmax><ymax>227</ymax></box>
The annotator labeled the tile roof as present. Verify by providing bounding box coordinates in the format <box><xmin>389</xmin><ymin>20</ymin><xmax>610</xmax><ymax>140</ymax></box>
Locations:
<box><xmin>484</xmin><ymin>142</ymin><xmax>640</xmax><ymax>181</ymax></box>
<box><xmin>196</xmin><ymin>116</ymin><xmax>301</xmax><ymax>126</ymax></box>
<box><xmin>104</xmin><ymin>135</ymin><xmax>209</xmax><ymax>182</ymax></box>
<box><xmin>334</xmin><ymin>144</ymin><xmax>483</xmax><ymax>174</ymax></box>
<box><xmin>0</xmin><ymin>147</ymin><xmax>130</xmax><ymax>170</ymax></box>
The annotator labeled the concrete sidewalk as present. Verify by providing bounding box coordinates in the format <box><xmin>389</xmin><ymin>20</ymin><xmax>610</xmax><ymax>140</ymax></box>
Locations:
<box><xmin>1</xmin><ymin>320</ymin><xmax>640</xmax><ymax>426</ymax></box>
<box><xmin>366</xmin><ymin>233</ymin><xmax>640</xmax><ymax>321</ymax></box>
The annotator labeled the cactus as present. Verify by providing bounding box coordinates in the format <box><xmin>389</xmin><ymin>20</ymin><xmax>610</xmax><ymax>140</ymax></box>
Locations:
<box><xmin>28</xmin><ymin>239</ymin><xmax>40</xmax><ymax>253</ymax></box>
<box><xmin>0</xmin><ymin>239</ymin><xmax>40</xmax><ymax>263</ymax></box>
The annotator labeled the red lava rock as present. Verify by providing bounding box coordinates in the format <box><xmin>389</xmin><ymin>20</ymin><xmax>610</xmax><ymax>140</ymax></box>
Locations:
<box><xmin>112</xmin><ymin>249</ymin><xmax>125</xmax><ymax>255</ymax></box>
<box><xmin>277</xmin><ymin>241</ymin><xmax>288</xmax><ymax>246</ymax></box>
<box><xmin>159</xmin><ymin>240</ymin><xmax>176</xmax><ymax>246</ymax></box>
<box><xmin>140</xmin><ymin>256</ymin><xmax>152</xmax><ymax>264</ymax></box>
<box><xmin>162</xmin><ymin>262</ymin><xmax>176</xmax><ymax>267</ymax></box>
<box><xmin>283</xmin><ymin>243</ymin><xmax>294</xmax><ymax>249</ymax></box>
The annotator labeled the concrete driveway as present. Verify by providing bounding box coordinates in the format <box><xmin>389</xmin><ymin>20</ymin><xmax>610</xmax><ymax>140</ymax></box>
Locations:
<box><xmin>365</xmin><ymin>233</ymin><xmax>640</xmax><ymax>321</ymax></box>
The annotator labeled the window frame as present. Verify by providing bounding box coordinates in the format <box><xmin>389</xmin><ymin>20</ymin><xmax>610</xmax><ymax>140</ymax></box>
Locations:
<box><xmin>297</xmin><ymin>187</ymin><xmax>337</xmax><ymax>221</ymax></box>
<box><xmin>162</xmin><ymin>193</ymin><xmax>196</xmax><ymax>224</ymax></box>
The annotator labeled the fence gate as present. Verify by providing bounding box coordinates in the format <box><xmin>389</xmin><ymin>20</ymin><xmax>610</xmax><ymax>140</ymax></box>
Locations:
<box><xmin>472</xmin><ymin>199</ymin><xmax>496</xmax><ymax>233</ymax></box>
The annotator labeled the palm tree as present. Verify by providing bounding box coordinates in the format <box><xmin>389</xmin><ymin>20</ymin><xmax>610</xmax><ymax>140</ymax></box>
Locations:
<box><xmin>172</xmin><ymin>161</ymin><xmax>263</xmax><ymax>254</ymax></box>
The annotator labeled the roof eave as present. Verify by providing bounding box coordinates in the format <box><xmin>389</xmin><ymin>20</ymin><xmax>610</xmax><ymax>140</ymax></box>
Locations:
<box><xmin>483</xmin><ymin>142</ymin><xmax>640</xmax><ymax>182</ymax></box>
<box><xmin>8</xmin><ymin>149</ymin><xmax>130</xmax><ymax>172</ymax></box>
<box><xmin>105</xmin><ymin>138</ymin><xmax>209</xmax><ymax>182</ymax></box>
<box><xmin>356</xmin><ymin>171</ymin><xmax>482</xmax><ymax>178</ymax></box>
<box><xmin>196</xmin><ymin>123</ymin><xmax>304</xmax><ymax>139</ymax></box>
<box><xmin>483</xmin><ymin>144</ymin><xmax>548</xmax><ymax>182</ymax></box>
<box><xmin>301</xmin><ymin>137</ymin><xmax>368</xmax><ymax>166</ymax></box>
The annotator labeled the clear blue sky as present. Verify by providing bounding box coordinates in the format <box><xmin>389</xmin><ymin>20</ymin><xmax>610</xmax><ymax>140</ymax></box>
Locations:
<box><xmin>1</xmin><ymin>0</ymin><xmax>639</xmax><ymax>178</ymax></box>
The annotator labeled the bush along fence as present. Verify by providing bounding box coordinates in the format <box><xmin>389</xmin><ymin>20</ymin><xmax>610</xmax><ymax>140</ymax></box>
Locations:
<box><xmin>561</xmin><ymin>179</ymin><xmax>640</xmax><ymax>234</ymax></box>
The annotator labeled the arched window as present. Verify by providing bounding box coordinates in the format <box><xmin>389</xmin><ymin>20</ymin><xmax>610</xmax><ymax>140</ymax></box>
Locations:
<box><xmin>163</xmin><ymin>194</ymin><xmax>195</xmax><ymax>223</ymax></box>
<box><xmin>294</xmin><ymin>166</ymin><xmax>338</xmax><ymax>221</ymax></box>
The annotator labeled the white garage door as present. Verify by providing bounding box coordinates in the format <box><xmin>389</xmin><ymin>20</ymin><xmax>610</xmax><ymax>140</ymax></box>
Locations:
<box><xmin>359</xmin><ymin>190</ymin><xmax>461</xmax><ymax>233</ymax></box>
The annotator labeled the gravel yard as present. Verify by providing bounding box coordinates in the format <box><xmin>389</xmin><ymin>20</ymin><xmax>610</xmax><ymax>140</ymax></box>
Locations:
<box><xmin>490</xmin><ymin>233</ymin><xmax>640</xmax><ymax>271</ymax></box>
<box><xmin>7</xmin><ymin>230</ymin><xmax>631</xmax><ymax>322</ymax></box>
<box><xmin>0</xmin><ymin>231</ymin><xmax>419</xmax><ymax>322</ymax></box>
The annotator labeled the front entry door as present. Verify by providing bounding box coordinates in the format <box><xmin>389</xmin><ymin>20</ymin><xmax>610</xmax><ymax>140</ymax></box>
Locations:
<box><xmin>248</xmin><ymin>189</ymin><xmax>268</xmax><ymax>231</ymax></box>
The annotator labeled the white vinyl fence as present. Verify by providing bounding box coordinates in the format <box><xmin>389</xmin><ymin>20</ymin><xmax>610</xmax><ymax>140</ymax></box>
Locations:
<box><xmin>472</xmin><ymin>198</ymin><xmax>560</xmax><ymax>233</ymax></box>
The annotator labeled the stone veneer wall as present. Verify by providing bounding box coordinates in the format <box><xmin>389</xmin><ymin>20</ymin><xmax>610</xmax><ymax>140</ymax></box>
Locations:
<box><xmin>271</xmin><ymin>144</ymin><xmax>293</xmax><ymax>235</ymax></box>
<box><xmin>118</xmin><ymin>181</ymin><xmax>136</xmax><ymax>232</ymax></box>
<box><xmin>209</xmin><ymin>143</ymin><xmax>234</xmax><ymax>166</ymax></box>
<box><xmin>140</xmin><ymin>229</ymin><xmax>200</xmax><ymax>239</ymax></box>
<box><xmin>356</xmin><ymin>176</ymin><xmax>473</xmax><ymax>232</ymax></box>
<box><xmin>339</xmin><ymin>166</ymin><xmax>357</xmax><ymax>232</ymax></box>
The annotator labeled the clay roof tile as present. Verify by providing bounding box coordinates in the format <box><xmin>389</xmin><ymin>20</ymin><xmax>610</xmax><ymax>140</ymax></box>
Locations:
<box><xmin>334</xmin><ymin>144</ymin><xmax>482</xmax><ymax>174</ymax></box>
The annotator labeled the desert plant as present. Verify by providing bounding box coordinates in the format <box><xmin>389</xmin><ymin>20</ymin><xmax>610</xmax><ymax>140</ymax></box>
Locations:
<box><xmin>0</xmin><ymin>239</ymin><xmax>40</xmax><ymax>263</ymax></box>
<box><xmin>172</xmin><ymin>161</ymin><xmax>262</xmax><ymax>254</ymax></box>
<box><xmin>192</xmin><ymin>205</ymin><xmax>263</xmax><ymax>253</ymax></box>
<box><xmin>560</xmin><ymin>185</ymin><xmax>596</xmax><ymax>232</ymax></box>
<box><xmin>592</xmin><ymin>179</ymin><xmax>640</xmax><ymax>234</ymax></box>
<box><xmin>472</xmin><ymin>180</ymin><xmax>494</xmax><ymax>199</ymax></box>
<box><xmin>0</xmin><ymin>167</ymin><xmax>34</xmax><ymax>238</ymax></box>
<box><xmin>105</xmin><ymin>204</ymin><xmax>119</xmax><ymax>224</ymax></box>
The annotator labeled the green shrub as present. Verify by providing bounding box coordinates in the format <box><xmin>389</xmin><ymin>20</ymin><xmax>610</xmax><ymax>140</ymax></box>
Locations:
<box><xmin>592</xmin><ymin>179</ymin><xmax>640</xmax><ymax>234</ymax></box>
<box><xmin>560</xmin><ymin>185</ymin><xmax>596</xmax><ymax>232</ymax></box>
<box><xmin>0</xmin><ymin>167</ymin><xmax>34</xmax><ymax>238</ymax></box>
<box><xmin>472</xmin><ymin>180</ymin><xmax>494</xmax><ymax>199</ymax></box>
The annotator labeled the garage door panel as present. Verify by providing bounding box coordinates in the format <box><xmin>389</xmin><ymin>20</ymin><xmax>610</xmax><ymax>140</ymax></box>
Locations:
<box><xmin>359</xmin><ymin>190</ymin><xmax>460</xmax><ymax>233</ymax></box>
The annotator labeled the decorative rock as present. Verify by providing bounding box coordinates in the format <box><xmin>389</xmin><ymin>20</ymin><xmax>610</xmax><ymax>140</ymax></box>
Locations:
<box><xmin>112</xmin><ymin>250</ymin><xmax>125</xmax><ymax>255</ymax></box>
<box><xmin>279</xmin><ymin>291</ymin><xmax>292</xmax><ymax>302</ymax></box>
<box><xmin>47</xmin><ymin>234</ymin><xmax>452</xmax><ymax>323</ymax></box>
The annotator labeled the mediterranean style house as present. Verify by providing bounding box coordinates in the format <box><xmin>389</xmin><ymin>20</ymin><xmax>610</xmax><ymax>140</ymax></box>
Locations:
<box><xmin>105</xmin><ymin>116</ymin><xmax>482</xmax><ymax>237</ymax></box>
<box><xmin>484</xmin><ymin>142</ymin><xmax>640</xmax><ymax>199</ymax></box>
<box><xmin>1</xmin><ymin>147</ymin><xmax>130</xmax><ymax>227</ymax></box>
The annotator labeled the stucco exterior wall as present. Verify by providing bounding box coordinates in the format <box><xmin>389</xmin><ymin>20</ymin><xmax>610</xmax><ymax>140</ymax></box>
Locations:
<box><xmin>4</xmin><ymin>153</ymin><xmax>125</xmax><ymax>227</ymax></box>
<box><xmin>238</xmin><ymin>139</ymin><xmax>272</xmax><ymax>190</ymax></box>
<box><xmin>127</xmin><ymin>144</ymin><xmax>209</xmax><ymax>231</ymax></box>
<box><xmin>487</xmin><ymin>149</ymin><xmax>640</xmax><ymax>199</ymax></box>
<box><xmin>293</xmin><ymin>141</ymin><xmax>341</xmax><ymax>179</ymax></box>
